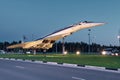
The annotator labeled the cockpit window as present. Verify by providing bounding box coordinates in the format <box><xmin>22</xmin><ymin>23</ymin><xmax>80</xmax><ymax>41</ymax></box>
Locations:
<box><xmin>83</xmin><ymin>21</ymin><xmax>93</xmax><ymax>23</ymax></box>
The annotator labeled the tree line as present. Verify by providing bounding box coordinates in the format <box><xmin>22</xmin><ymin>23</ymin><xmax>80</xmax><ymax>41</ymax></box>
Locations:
<box><xmin>48</xmin><ymin>41</ymin><xmax>119</xmax><ymax>53</ymax></box>
<box><xmin>0</xmin><ymin>41</ymin><xmax>119</xmax><ymax>53</ymax></box>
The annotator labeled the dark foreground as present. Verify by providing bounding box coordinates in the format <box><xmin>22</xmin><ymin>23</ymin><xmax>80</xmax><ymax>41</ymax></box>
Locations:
<box><xmin>0</xmin><ymin>59</ymin><xmax>120</xmax><ymax>80</ymax></box>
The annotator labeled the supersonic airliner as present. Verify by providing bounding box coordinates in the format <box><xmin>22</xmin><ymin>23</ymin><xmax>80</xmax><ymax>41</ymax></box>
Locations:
<box><xmin>7</xmin><ymin>21</ymin><xmax>104</xmax><ymax>49</ymax></box>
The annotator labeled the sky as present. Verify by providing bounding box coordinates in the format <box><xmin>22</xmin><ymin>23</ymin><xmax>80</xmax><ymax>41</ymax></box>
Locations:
<box><xmin>0</xmin><ymin>0</ymin><xmax>120</xmax><ymax>46</ymax></box>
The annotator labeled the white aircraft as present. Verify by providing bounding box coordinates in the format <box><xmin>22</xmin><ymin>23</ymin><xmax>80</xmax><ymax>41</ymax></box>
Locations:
<box><xmin>7</xmin><ymin>21</ymin><xmax>104</xmax><ymax>50</ymax></box>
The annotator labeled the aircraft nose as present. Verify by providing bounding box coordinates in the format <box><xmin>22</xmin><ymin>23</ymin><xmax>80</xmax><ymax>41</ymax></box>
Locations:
<box><xmin>93</xmin><ymin>22</ymin><xmax>105</xmax><ymax>26</ymax></box>
<box><xmin>85</xmin><ymin>22</ymin><xmax>105</xmax><ymax>28</ymax></box>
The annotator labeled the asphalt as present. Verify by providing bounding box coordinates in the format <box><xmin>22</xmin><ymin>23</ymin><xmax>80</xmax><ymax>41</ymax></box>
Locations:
<box><xmin>0</xmin><ymin>59</ymin><xmax>120</xmax><ymax>80</ymax></box>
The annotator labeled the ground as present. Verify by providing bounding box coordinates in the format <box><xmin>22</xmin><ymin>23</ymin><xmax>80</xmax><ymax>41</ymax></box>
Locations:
<box><xmin>0</xmin><ymin>53</ymin><xmax>120</xmax><ymax>68</ymax></box>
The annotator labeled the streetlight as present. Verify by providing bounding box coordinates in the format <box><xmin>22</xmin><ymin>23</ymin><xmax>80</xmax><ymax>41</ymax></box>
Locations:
<box><xmin>117</xmin><ymin>29</ymin><xmax>120</xmax><ymax>48</ymax></box>
<box><xmin>88</xmin><ymin>29</ymin><xmax>91</xmax><ymax>53</ymax></box>
<box><xmin>117</xmin><ymin>35</ymin><xmax>120</xmax><ymax>47</ymax></box>
<box><xmin>63</xmin><ymin>51</ymin><xmax>68</xmax><ymax>55</ymax></box>
<box><xmin>76</xmin><ymin>51</ymin><xmax>80</xmax><ymax>55</ymax></box>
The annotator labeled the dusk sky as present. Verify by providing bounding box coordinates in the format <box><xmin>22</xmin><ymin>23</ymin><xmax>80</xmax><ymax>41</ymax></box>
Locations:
<box><xmin>0</xmin><ymin>0</ymin><xmax>120</xmax><ymax>46</ymax></box>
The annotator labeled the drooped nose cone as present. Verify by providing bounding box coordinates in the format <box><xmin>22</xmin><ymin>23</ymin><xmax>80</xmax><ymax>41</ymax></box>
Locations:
<box><xmin>82</xmin><ymin>22</ymin><xmax>105</xmax><ymax>29</ymax></box>
<box><xmin>91</xmin><ymin>22</ymin><xmax>105</xmax><ymax>26</ymax></box>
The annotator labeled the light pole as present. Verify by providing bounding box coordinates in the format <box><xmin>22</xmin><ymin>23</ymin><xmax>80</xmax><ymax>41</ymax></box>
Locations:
<box><xmin>88</xmin><ymin>29</ymin><xmax>91</xmax><ymax>53</ymax></box>
<box><xmin>117</xmin><ymin>35</ymin><xmax>120</xmax><ymax>47</ymax></box>
<box><xmin>118</xmin><ymin>29</ymin><xmax>120</xmax><ymax>49</ymax></box>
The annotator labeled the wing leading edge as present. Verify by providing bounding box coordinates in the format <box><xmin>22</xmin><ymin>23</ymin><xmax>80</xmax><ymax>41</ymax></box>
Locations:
<box><xmin>7</xmin><ymin>21</ymin><xmax>104</xmax><ymax>49</ymax></box>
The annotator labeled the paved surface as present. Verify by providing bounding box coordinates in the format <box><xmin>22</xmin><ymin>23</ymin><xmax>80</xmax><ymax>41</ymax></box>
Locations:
<box><xmin>0</xmin><ymin>59</ymin><xmax>120</xmax><ymax>80</ymax></box>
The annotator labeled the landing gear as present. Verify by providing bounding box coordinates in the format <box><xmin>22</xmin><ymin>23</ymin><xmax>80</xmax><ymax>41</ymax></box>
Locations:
<box><xmin>33</xmin><ymin>49</ymin><xmax>36</xmax><ymax>55</ymax></box>
<box><xmin>62</xmin><ymin>37</ymin><xmax>65</xmax><ymax>54</ymax></box>
<box><xmin>43</xmin><ymin>49</ymin><xmax>47</xmax><ymax>57</ymax></box>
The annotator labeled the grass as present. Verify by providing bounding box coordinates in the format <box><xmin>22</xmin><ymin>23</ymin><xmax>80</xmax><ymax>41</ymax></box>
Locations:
<box><xmin>0</xmin><ymin>53</ymin><xmax>120</xmax><ymax>68</ymax></box>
